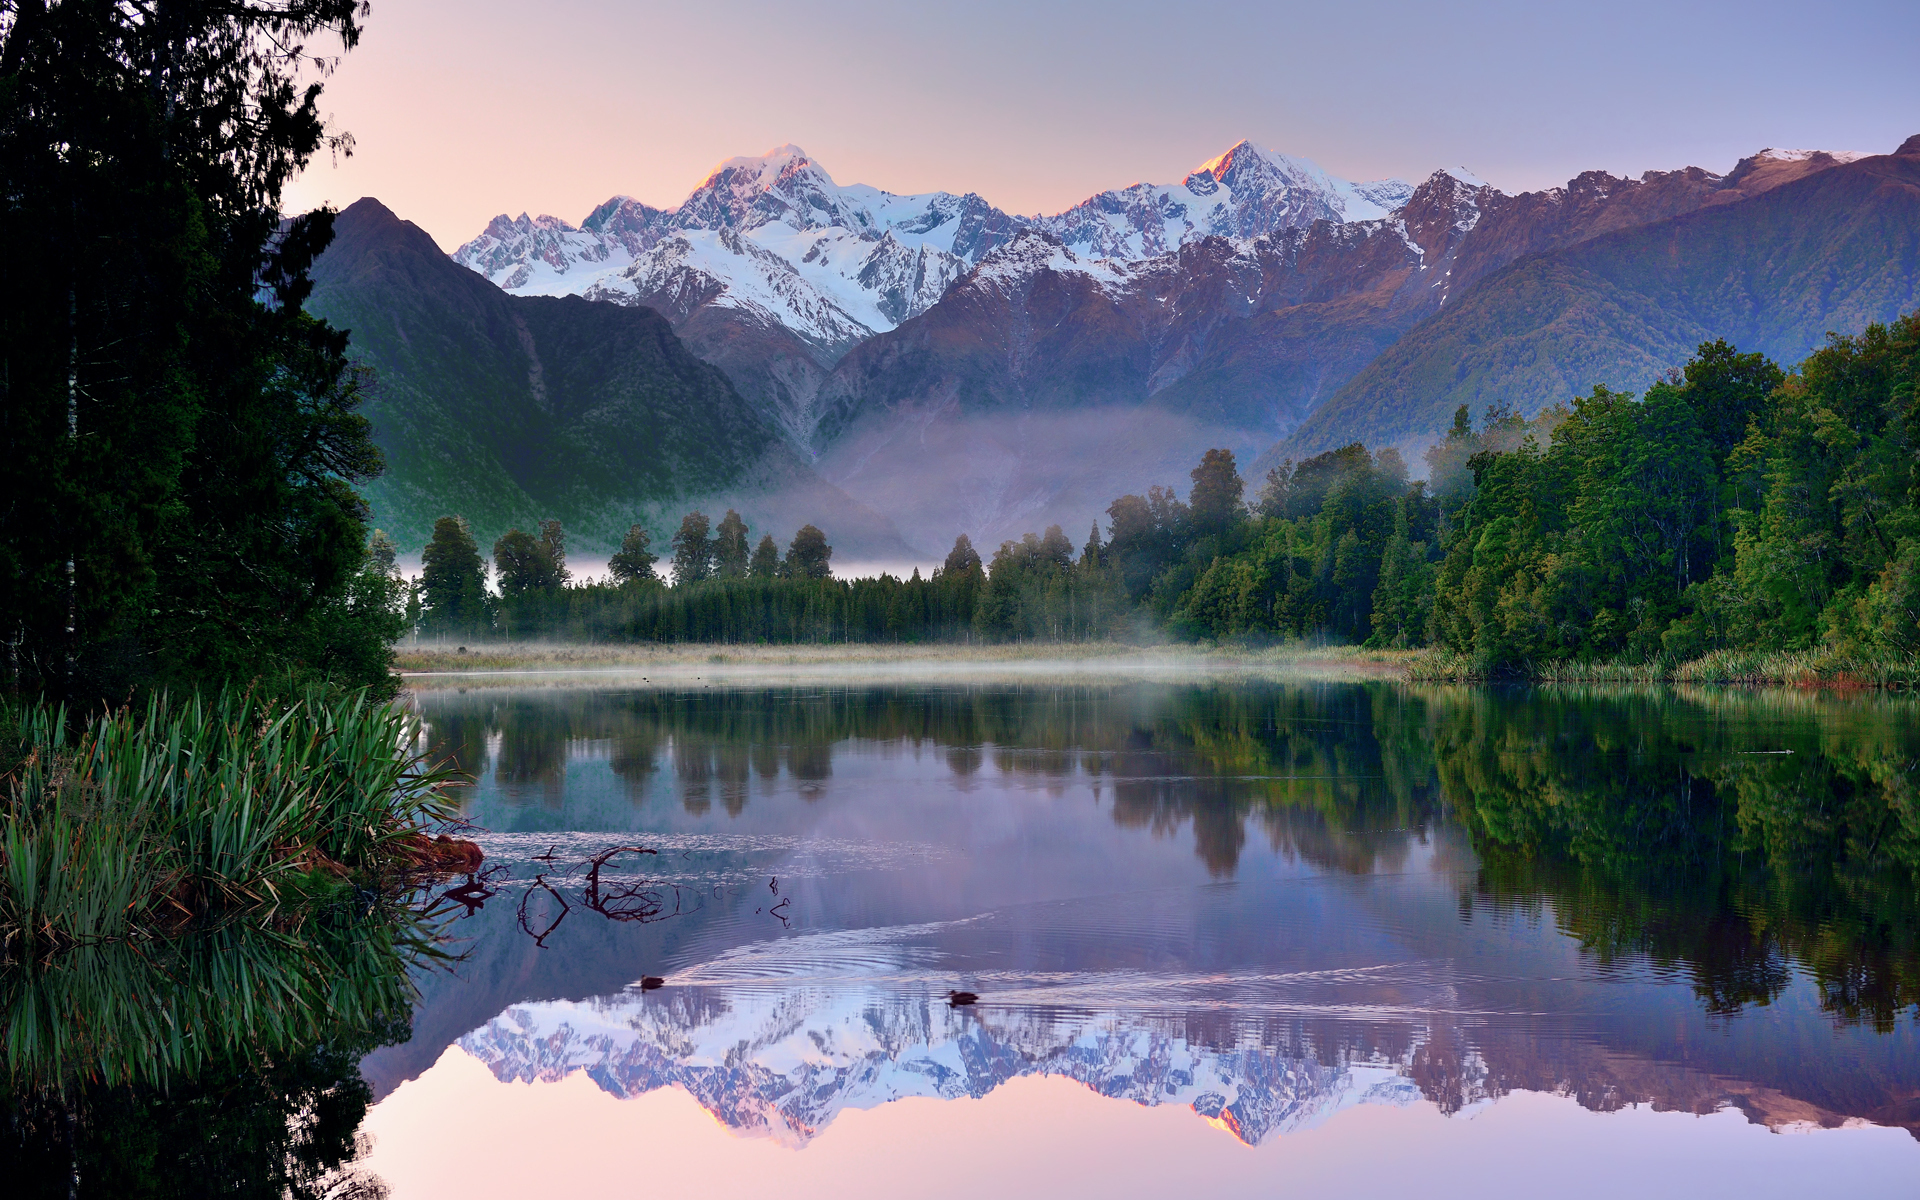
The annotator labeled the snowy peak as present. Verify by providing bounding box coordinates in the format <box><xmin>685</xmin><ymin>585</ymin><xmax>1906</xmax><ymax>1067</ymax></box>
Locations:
<box><xmin>1036</xmin><ymin>141</ymin><xmax>1414</xmax><ymax>260</ymax></box>
<box><xmin>676</xmin><ymin>144</ymin><xmax>872</xmax><ymax>236</ymax></box>
<box><xmin>458</xmin><ymin>987</ymin><xmax>1434</xmax><ymax>1149</ymax></box>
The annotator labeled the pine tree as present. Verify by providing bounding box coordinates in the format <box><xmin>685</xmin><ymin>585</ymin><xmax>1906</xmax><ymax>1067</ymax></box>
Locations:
<box><xmin>749</xmin><ymin>534</ymin><xmax>781</xmax><ymax>578</ymax></box>
<box><xmin>785</xmin><ymin>525</ymin><xmax>833</xmax><ymax>580</ymax></box>
<box><xmin>671</xmin><ymin>512</ymin><xmax>714</xmax><ymax>585</ymax></box>
<box><xmin>714</xmin><ymin>510</ymin><xmax>750</xmax><ymax>579</ymax></box>
<box><xmin>610</xmin><ymin>523</ymin><xmax>658</xmax><ymax>583</ymax></box>
<box><xmin>420</xmin><ymin>517</ymin><xmax>489</xmax><ymax>637</ymax></box>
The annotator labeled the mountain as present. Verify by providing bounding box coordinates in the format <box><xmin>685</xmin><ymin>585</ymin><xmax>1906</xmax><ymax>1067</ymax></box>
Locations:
<box><xmin>1038</xmin><ymin>140</ymin><xmax>1413</xmax><ymax>259</ymax></box>
<box><xmin>305</xmin><ymin>198</ymin><xmax>915</xmax><ymax>557</ymax></box>
<box><xmin>448</xmin><ymin>143</ymin><xmax>1415</xmax><ymax>457</ymax></box>
<box><xmin>1281</xmin><ymin>140</ymin><xmax>1920</xmax><ymax>458</ymax></box>
<box><xmin>459</xmin><ymin>987</ymin><xmax>1431</xmax><ymax>1148</ymax></box>
<box><xmin>804</xmin><ymin>146</ymin><xmax>1860</xmax><ymax>551</ymax></box>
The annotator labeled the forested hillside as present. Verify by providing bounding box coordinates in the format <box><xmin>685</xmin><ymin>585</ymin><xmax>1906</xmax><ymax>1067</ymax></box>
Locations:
<box><xmin>306</xmin><ymin>200</ymin><xmax>914</xmax><ymax>557</ymax></box>
<box><xmin>1284</xmin><ymin>139</ymin><xmax>1920</xmax><ymax>456</ymax></box>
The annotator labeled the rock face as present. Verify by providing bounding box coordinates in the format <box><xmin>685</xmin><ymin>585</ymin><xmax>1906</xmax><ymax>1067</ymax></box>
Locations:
<box><xmin>306</xmin><ymin>198</ymin><xmax>916</xmax><ymax>558</ymax></box>
<box><xmin>448</xmin><ymin>142</ymin><xmax>1416</xmax><ymax>463</ymax></box>
<box><xmin>1280</xmin><ymin>144</ymin><xmax>1920</xmax><ymax>459</ymax></box>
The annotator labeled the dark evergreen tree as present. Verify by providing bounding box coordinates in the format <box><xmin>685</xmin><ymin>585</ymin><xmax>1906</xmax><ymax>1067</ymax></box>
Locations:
<box><xmin>609</xmin><ymin>523</ymin><xmax>658</xmax><ymax>584</ymax></box>
<box><xmin>713</xmin><ymin>510</ymin><xmax>750</xmax><ymax>579</ymax></box>
<box><xmin>670</xmin><ymin>511</ymin><xmax>714</xmax><ymax>585</ymax></box>
<box><xmin>785</xmin><ymin>525</ymin><xmax>834</xmax><ymax>580</ymax></box>
<box><xmin>420</xmin><ymin>517</ymin><xmax>488</xmax><ymax>637</ymax></box>
<box><xmin>0</xmin><ymin>0</ymin><xmax>382</xmax><ymax>700</ymax></box>
<box><xmin>1187</xmin><ymin>448</ymin><xmax>1245</xmax><ymax>536</ymax></box>
<box><xmin>944</xmin><ymin>534</ymin><xmax>982</xmax><ymax>576</ymax></box>
<box><xmin>749</xmin><ymin>534</ymin><xmax>781</xmax><ymax>579</ymax></box>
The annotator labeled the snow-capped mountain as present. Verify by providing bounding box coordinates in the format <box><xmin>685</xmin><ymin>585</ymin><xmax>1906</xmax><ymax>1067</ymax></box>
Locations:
<box><xmin>450</xmin><ymin>142</ymin><xmax>1414</xmax><ymax>350</ymax></box>
<box><xmin>452</xmin><ymin>145</ymin><xmax>1017</xmax><ymax>350</ymax></box>
<box><xmin>1037</xmin><ymin>140</ymin><xmax>1415</xmax><ymax>259</ymax></box>
<box><xmin>459</xmin><ymin>985</ymin><xmax>1434</xmax><ymax>1148</ymax></box>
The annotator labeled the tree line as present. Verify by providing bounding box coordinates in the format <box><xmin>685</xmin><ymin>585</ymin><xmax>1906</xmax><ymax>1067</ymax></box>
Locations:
<box><xmin>1173</xmin><ymin>316</ymin><xmax>1920</xmax><ymax>672</ymax></box>
<box><xmin>402</xmin><ymin>311</ymin><xmax>1920</xmax><ymax>661</ymax></box>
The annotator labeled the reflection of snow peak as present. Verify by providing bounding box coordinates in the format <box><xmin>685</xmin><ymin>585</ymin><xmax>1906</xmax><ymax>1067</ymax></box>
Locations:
<box><xmin>458</xmin><ymin>986</ymin><xmax>1431</xmax><ymax>1148</ymax></box>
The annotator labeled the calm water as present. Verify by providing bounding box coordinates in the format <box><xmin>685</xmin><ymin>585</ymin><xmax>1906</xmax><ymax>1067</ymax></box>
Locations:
<box><xmin>350</xmin><ymin>673</ymin><xmax>1920</xmax><ymax>1197</ymax></box>
<box><xmin>8</xmin><ymin>671</ymin><xmax>1919</xmax><ymax>1196</ymax></box>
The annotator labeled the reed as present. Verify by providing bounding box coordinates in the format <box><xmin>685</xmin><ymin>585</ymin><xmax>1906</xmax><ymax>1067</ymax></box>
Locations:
<box><xmin>0</xmin><ymin>687</ymin><xmax>462</xmax><ymax>954</ymax></box>
<box><xmin>1406</xmin><ymin>647</ymin><xmax>1920</xmax><ymax>687</ymax></box>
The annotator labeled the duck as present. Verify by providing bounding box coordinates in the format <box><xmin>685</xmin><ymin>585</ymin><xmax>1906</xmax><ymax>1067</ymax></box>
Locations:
<box><xmin>640</xmin><ymin>976</ymin><xmax>665</xmax><ymax>990</ymax></box>
<box><xmin>947</xmin><ymin>989</ymin><xmax>979</xmax><ymax>1007</ymax></box>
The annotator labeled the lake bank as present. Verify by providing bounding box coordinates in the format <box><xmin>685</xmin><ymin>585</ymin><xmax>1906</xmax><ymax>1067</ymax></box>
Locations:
<box><xmin>393</xmin><ymin>641</ymin><xmax>1415</xmax><ymax>683</ymax></box>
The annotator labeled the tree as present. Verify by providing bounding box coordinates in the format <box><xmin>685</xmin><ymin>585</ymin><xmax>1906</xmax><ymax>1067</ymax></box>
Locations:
<box><xmin>537</xmin><ymin>519</ymin><xmax>571</xmax><ymax>588</ymax></box>
<box><xmin>609</xmin><ymin>524</ymin><xmax>658</xmax><ymax>583</ymax></box>
<box><xmin>713</xmin><ymin>510</ymin><xmax>750</xmax><ymax>579</ymax></box>
<box><xmin>670</xmin><ymin>511</ymin><xmax>714</xmax><ymax>585</ymax></box>
<box><xmin>1081</xmin><ymin>523</ymin><xmax>1104</xmax><ymax>567</ymax></box>
<box><xmin>1038</xmin><ymin>525</ymin><xmax>1075</xmax><ymax>569</ymax></box>
<box><xmin>944</xmin><ymin>534</ymin><xmax>983</xmax><ymax>575</ymax></box>
<box><xmin>1188</xmin><ymin>448</ymin><xmax>1245</xmax><ymax>536</ymax></box>
<box><xmin>420</xmin><ymin>518</ymin><xmax>489</xmax><ymax>637</ymax></box>
<box><xmin>785</xmin><ymin>525</ymin><xmax>833</xmax><ymax>580</ymax></box>
<box><xmin>749</xmin><ymin>534</ymin><xmax>781</xmax><ymax>578</ymax></box>
<box><xmin>0</xmin><ymin>0</ymin><xmax>380</xmax><ymax>700</ymax></box>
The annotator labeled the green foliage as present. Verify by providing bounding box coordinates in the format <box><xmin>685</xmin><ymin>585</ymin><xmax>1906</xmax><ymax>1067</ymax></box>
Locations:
<box><xmin>749</xmin><ymin>534</ymin><xmax>781</xmax><ymax>579</ymax></box>
<box><xmin>0</xmin><ymin>0</ymin><xmax>390</xmax><ymax>703</ymax></box>
<box><xmin>610</xmin><ymin>523</ymin><xmax>659</xmax><ymax>584</ymax></box>
<box><xmin>0</xmin><ymin>906</ymin><xmax>421</xmax><ymax>1194</ymax></box>
<box><xmin>1178</xmin><ymin>446</ymin><xmax>1427</xmax><ymax>643</ymax></box>
<box><xmin>1422</xmin><ymin>315</ymin><xmax>1920</xmax><ymax>673</ymax></box>
<box><xmin>783</xmin><ymin>524</ymin><xmax>834</xmax><ymax>581</ymax></box>
<box><xmin>0</xmin><ymin>687</ymin><xmax>459</xmax><ymax>950</ymax></box>
<box><xmin>419</xmin><ymin>516</ymin><xmax>490</xmax><ymax>638</ymax></box>
<box><xmin>670</xmin><ymin>511</ymin><xmax>714</xmax><ymax>585</ymax></box>
<box><xmin>713</xmin><ymin>510</ymin><xmax>750</xmax><ymax>579</ymax></box>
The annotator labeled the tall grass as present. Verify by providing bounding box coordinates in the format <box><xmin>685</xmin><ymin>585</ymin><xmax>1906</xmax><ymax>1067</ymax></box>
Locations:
<box><xmin>1407</xmin><ymin>648</ymin><xmax>1920</xmax><ymax>687</ymax></box>
<box><xmin>0</xmin><ymin>687</ymin><xmax>461</xmax><ymax>954</ymax></box>
<box><xmin>0</xmin><ymin>905</ymin><xmax>424</xmax><ymax>1090</ymax></box>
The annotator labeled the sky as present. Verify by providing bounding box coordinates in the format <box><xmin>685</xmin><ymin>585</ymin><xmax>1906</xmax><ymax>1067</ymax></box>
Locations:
<box><xmin>282</xmin><ymin>0</ymin><xmax>1920</xmax><ymax>252</ymax></box>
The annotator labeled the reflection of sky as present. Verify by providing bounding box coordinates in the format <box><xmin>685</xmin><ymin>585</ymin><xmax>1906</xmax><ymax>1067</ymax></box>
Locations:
<box><xmin>364</xmin><ymin>683</ymin><xmax>1920</xmax><ymax>1195</ymax></box>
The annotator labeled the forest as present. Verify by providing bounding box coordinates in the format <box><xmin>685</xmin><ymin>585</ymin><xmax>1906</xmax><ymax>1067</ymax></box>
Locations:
<box><xmin>400</xmin><ymin>314</ymin><xmax>1920</xmax><ymax>677</ymax></box>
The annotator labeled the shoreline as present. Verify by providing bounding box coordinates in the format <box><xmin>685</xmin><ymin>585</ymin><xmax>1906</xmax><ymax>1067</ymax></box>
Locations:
<box><xmin>393</xmin><ymin>642</ymin><xmax>1414</xmax><ymax>685</ymax></box>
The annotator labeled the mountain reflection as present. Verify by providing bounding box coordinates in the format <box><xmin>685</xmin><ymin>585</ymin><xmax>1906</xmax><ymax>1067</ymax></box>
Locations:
<box><xmin>397</xmin><ymin>677</ymin><xmax>1920</xmax><ymax>1141</ymax></box>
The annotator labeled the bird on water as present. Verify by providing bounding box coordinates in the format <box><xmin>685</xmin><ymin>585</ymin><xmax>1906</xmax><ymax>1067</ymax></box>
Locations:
<box><xmin>947</xmin><ymin>989</ymin><xmax>979</xmax><ymax>1006</ymax></box>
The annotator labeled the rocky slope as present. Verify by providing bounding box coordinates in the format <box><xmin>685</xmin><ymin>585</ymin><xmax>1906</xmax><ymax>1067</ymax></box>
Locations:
<box><xmin>806</xmin><ymin>146</ymin><xmax>1864</xmax><ymax>552</ymax></box>
<box><xmin>449</xmin><ymin>143</ymin><xmax>1416</xmax><ymax>453</ymax></box>
<box><xmin>306</xmin><ymin>198</ymin><xmax>915</xmax><ymax>557</ymax></box>
<box><xmin>1280</xmin><ymin>140</ymin><xmax>1920</xmax><ymax>457</ymax></box>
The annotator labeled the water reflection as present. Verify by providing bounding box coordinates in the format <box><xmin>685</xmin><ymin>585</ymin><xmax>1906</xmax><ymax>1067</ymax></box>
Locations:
<box><xmin>0</xmin><ymin>906</ymin><xmax>421</xmax><ymax>1196</ymax></box>
<box><xmin>374</xmin><ymin>678</ymin><xmax>1920</xmax><ymax>1182</ymax></box>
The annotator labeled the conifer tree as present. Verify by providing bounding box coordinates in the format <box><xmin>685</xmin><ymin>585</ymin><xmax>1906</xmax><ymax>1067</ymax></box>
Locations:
<box><xmin>610</xmin><ymin>524</ymin><xmax>659</xmax><ymax>583</ymax></box>
<box><xmin>420</xmin><ymin>517</ymin><xmax>489</xmax><ymax>637</ymax></box>
<box><xmin>0</xmin><ymin>1</ymin><xmax>381</xmax><ymax>698</ymax></box>
<box><xmin>671</xmin><ymin>512</ymin><xmax>714</xmax><ymax>585</ymax></box>
<box><xmin>785</xmin><ymin>525</ymin><xmax>833</xmax><ymax>580</ymax></box>
<box><xmin>714</xmin><ymin>510</ymin><xmax>750</xmax><ymax>579</ymax></box>
<box><xmin>749</xmin><ymin>534</ymin><xmax>781</xmax><ymax>578</ymax></box>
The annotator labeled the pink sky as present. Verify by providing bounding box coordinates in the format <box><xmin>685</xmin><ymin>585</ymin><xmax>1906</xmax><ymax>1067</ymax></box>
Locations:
<box><xmin>282</xmin><ymin>0</ymin><xmax>1920</xmax><ymax>251</ymax></box>
<box><xmin>359</xmin><ymin>1045</ymin><xmax>1917</xmax><ymax>1198</ymax></box>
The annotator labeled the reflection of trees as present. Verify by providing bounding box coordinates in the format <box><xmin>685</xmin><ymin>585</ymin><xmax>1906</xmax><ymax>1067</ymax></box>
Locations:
<box><xmin>1431</xmin><ymin>686</ymin><xmax>1920</xmax><ymax>1030</ymax></box>
<box><xmin>0</xmin><ymin>907</ymin><xmax>415</xmax><ymax>1194</ymax></box>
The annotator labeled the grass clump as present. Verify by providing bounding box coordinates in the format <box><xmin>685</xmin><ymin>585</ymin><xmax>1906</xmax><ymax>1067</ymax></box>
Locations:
<box><xmin>0</xmin><ymin>687</ymin><xmax>461</xmax><ymax>956</ymax></box>
<box><xmin>1407</xmin><ymin>647</ymin><xmax>1920</xmax><ymax>687</ymax></box>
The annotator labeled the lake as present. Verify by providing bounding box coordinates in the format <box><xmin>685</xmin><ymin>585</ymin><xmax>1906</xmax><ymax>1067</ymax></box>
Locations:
<box><xmin>10</xmin><ymin>668</ymin><xmax>1917</xmax><ymax>1197</ymax></box>
<box><xmin>347</xmin><ymin>670</ymin><xmax>1920</xmax><ymax>1197</ymax></box>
